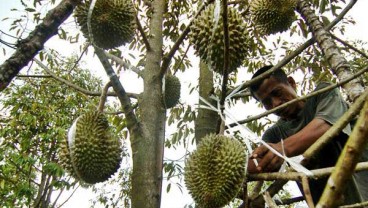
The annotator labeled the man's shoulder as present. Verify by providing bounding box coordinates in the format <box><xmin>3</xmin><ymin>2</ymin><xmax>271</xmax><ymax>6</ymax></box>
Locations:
<box><xmin>314</xmin><ymin>82</ymin><xmax>332</xmax><ymax>91</ymax></box>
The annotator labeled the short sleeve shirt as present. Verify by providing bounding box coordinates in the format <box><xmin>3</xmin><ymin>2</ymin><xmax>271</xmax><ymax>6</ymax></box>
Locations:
<box><xmin>260</xmin><ymin>82</ymin><xmax>368</xmax><ymax>204</ymax></box>
<box><xmin>262</xmin><ymin>82</ymin><xmax>351</xmax><ymax>144</ymax></box>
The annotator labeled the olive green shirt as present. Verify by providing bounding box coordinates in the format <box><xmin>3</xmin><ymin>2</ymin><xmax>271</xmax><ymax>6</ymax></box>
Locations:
<box><xmin>262</xmin><ymin>82</ymin><xmax>368</xmax><ymax>205</ymax></box>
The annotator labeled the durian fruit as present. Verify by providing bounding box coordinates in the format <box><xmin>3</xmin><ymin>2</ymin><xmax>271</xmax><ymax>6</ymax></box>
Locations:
<box><xmin>74</xmin><ymin>0</ymin><xmax>136</xmax><ymax>49</ymax></box>
<box><xmin>184</xmin><ymin>134</ymin><xmax>246</xmax><ymax>208</ymax></box>
<box><xmin>60</xmin><ymin>111</ymin><xmax>122</xmax><ymax>184</ymax></box>
<box><xmin>59</xmin><ymin>138</ymin><xmax>80</xmax><ymax>180</ymax></box>
<box><xmin>189</xmin><ymin>4</ymin><xmax>250</xmax><ymax>74</ymax></box>
<box><xmin>250</xmin><ymin>0</ymin><xmax>297</xmax><ymax>35</ymax></box>
<box><xmin>164</xmin><ymin>75</ymin><xmax>181</xmax><ymax>109</ymax></box>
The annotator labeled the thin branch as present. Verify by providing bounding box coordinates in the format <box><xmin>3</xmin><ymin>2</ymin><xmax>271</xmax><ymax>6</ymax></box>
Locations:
<box><xmin>57</xmin><ymin>184</ymin><xmax>80</xmax><ymax>208</ymax></box>
<box><xmin>97</xmin><ymin>81</ymin><xmax>111</xmax><ymax>112</ymax></box>
<box><xmin>68</xmin><ymin>43</ymin><xmax>89</xmax><ymax>74</ymax></box>
<box><xmin>276</xmin><ymin>196</ymin><xmax>305</xmax><ymax>206</ymax></box>
<box><xmin>17</xmin><ymin>74</ymin><xmax>52</xmax><ymax>78</ymax></box>
<box><xmin>301</xmin><ymin>176</ymin><xmax>315</xmax><ymax>208</ymax></box>
<box><xmin>173</xmin><ymin>44</ymin><xmax>190</xmax><ymax>76</ymax></box>
<box><xmin>94</xmin><ymin>46</ymin><xmax>139</xmax><ymax>131</ymax></box>
<box><xmin>34</xmin><ymin>58</ymin><xmax>139</xmax><ymax>98</ymax></box>
<box><xmin>249</xmin><ymin>181</ymin><xmax>264</xmax><ymax>200</ymax></box>
<box><xmin>103</xmin><ymin>51</ymin><xmax>142</xmax><ymax>75</ymax></box>
<box><xmin>0</xmin><ymin>0</ymin><xmax>83</xmax><ymax>91</ymax></box>
<box><xmin>229</xmin><ymin>65</ymin><xmax>368</xmax><ymax>127</ymax></box>
<box><xmin>340</xmin><ymin>201</ymin><xmax>368</xmax><ymax>208</ymax></box>
<box><xmin>331</xmin><ymin>33</ymin><xmax>368</xmax><ymax>60</ymax></box>
<box><xmin>136</xmin><ymin>15</ymin><xmax>151</xmax><ymax>51</ymax></box>
<box><xmin>247</xmin><ymin>161</ymin><xmax>368</xmax><ymax>181</ymax></box>
<box><xmin>263</xmin><ymin>191</ymin><xmax>278</xmax><ymax>208</ymax></box>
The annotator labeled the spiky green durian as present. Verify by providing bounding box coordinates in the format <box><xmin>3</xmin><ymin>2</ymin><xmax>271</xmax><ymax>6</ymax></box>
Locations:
<box><xmin>250</xmin><ymin>0</ymin><xmax>297</xmax><ymax>35</ymax></box>
<box><xmin>74</xmin><ymin>0</ymin><xmax>136</xmax><ymax>49</ymax></box>
<box><xmin>189</xmin><ymin>4</ymin><xmax>250</xmax><ymax>74</ymax></box>
<box><xmin>64</xmin><ymin>111</ymin><xmax>122</xmax><ymax>184</ymax></box>
<box><xmin>164</xmin><ymin>75</ymin><xmax>181</xmax><ymax>109</ymax></box>
<box><xmin>184</xmin><ymin>134</ymin><xmax>246</xmax><ymax>208</ymax></box>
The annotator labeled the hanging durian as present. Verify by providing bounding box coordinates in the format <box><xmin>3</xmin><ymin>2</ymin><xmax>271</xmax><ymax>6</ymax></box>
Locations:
<box><xmin>59</xmin><ymin>111</ymin><xmax>122</xmax><ymax>184</ymax></box>
<box><xmin>164</xmin><ymin>75</ymin><xmax>181</xmax><ymax>109</ymax></box>
<box><xmin>184</xmin><ymin>134</ymin><xmax>246</xmax><ymax>208</ymax></box>
<box><xmin>74</xmin><ymin>0</ymin><xmax>136</xmax><ymax>49</ymax></box>
<box><xmin>250</xmin><ymin>0</ymin><xmax>297</xmax><ymax>35</ymax></box>
<box><xmin>59</xmin><ymin>137</ymin><xmax>80</xmax><ymax>180</ymax></box>
<box><xmin>189</xmin><ymin>4</ymin><xmax>250</xmax><ymax>74</ymax></box>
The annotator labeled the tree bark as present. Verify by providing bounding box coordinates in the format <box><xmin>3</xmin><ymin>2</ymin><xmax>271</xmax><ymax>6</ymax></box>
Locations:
<box><xmin>194</xmin><ymin>60</ymin><xmax>219</xmax><ymax>144</ymax></box>
<box><xmin>0</xmin><ymin>0</ymin><xmax>82</xmax><ymax>91</ymax></box>
<box><xmin>296</xmin><ymin>0</ymin><xmax>364</xmax><ymax>101</ymax></box>
<box><xmin>130</xmin><ymin>0</ymin><xmax>166</xmax><ymax>207</ymax></box>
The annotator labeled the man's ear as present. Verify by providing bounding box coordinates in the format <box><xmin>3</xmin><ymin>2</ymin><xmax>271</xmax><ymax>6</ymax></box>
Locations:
<box><xmin>287</xmin><ymin>76</ymin><xmax>297</xmax><ymax>90</ymax></box>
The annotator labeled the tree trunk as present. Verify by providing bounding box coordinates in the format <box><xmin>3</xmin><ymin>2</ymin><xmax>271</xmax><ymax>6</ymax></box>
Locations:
<box><xmin>130</xmin><ymin>0</ymin><xmax>166</xmax><ymax>207</ymax></box>
<box><xmin>296</xmin><ymin>0</ymin><xmax>364</xmax><ymax>101</ymax></box>
<box><xmin>194</xmin><ymin>60</ymin><xmax>219</xmax><ymax>144</ymax></box>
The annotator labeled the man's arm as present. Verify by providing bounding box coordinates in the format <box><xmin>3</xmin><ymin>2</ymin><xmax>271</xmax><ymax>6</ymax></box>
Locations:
<box><xmin>248</xmin><ymin>118</ymin><xmax>331</xmax><ymax>173</ymax></box>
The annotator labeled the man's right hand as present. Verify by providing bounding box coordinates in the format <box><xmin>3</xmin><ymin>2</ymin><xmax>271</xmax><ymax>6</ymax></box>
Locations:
<box><xmin>248</xmin><ymin>143</ymin><xmax>285</xmax><ymax>173</ymax></box>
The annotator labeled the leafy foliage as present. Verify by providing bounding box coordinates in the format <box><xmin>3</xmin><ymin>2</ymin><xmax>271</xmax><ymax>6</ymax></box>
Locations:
<box><xmin>0</xmin><ymin>57</ymin><xmax>102</xmax><ymax>207</ymax></box>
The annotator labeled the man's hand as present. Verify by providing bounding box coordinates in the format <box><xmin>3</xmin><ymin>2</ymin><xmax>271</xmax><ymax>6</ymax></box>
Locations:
<box><xmin>248</xmin><ymin>143</ymin><xmax>285</xmax><ymax>173</ymax></box>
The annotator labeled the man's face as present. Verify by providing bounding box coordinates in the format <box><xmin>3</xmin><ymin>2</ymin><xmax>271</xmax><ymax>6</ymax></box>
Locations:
<box><xmin>253</xmin><ymin>76</ymin><xmax>301</xmax><ymax>119</ymax></box>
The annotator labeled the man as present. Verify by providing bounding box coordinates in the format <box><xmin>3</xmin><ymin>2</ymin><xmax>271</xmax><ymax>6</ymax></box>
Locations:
<box><xmin>247</xmin><ymin>65</ymin><xmax>368</xmax><ymax>205</ymax></box>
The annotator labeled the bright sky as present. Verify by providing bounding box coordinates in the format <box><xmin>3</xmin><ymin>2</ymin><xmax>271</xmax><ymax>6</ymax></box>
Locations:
<box><xmin>1</xmin><ymin>1</ymin><xmax>368</xmax><ymax>208</ymax></box>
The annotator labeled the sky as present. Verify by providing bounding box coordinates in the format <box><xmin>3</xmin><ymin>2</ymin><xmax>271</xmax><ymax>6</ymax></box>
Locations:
<box><xmin>1</xmin><ymin>0</ymin><xmax>368</xmax><ymax>208</ymax></box>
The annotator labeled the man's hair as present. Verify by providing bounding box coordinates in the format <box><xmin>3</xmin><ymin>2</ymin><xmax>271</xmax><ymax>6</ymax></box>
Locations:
<box><xmin>249</xmin><ymin>65</ymin><xmax>289</xmax><ymax>100</ymax></box>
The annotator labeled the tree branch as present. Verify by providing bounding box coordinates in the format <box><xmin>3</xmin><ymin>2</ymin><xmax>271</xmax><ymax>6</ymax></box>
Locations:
<box><xmin>17</xmin><ymin>74</ymin><xmax>52</xmax><ymax>78</ymax></box>
<box><xmin>34</xmin><ymin>58</ymin><xmax>139</xmax><ymax>99</ymax></box>
<box><xmin>331</xmin><ymin>33</ymin><xmax>368</xmax><ymax>60</ymax></box>
<box><xmin>94</xmin><ymin>46</ymin><xmax>139</xmax><ymax>131</ymax></box>
<box><xmin>136</xmin><ymin>15</ymin><xmax>151</xmax><ymax>51</ymax></box>
<box><xmin>318</xmin><ymin>99</ymin><xmax>368</xmax><ymax>207</ymax></box>
<box><xmin>302</xmin><ymin>88</ymin><xmax>368</xmax><ymax>162</ymax></box>
<box><xmin>247</xmin><ymin>161</ymin><xmax>368</xmax><ymax>181</ymax></box>
<box><xmin>297</xmin><ymin>0</ymin><xmax>363</xmax><ymax>102</ymax></box>
<box><xmin>0</xmin><ymin>0</ymin><xmax>82</xmax><ymax>91</ymax></box>
<box><xmin>229</xmin><ymin>0</ymin><xmax>357</xmax><ymax>96</ymax></box>
<box><xmin>103</xmin><ymin>51</ymin><xmax>142</xmax><ymax>76</ymax></box>
<box><xmin>229</xmin><ymin>65</ymin><xmax>368</xmax><ymax>127</ymax></box>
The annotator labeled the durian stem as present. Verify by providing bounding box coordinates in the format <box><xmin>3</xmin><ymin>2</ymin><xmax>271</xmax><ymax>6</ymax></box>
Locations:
<box><xmin>302</xmin><ymin>176</ymin><xmax>315</xmax><ymax>208</ymax></box>
<box><xmin>94</xmin><ymin>46</ymin><xmax>138</xmax><ymax>130</ymax></box>
<box><xmin>97</xmin><ymin>81</ymin><xmax>111</xmax><ymax>112</ymax></box>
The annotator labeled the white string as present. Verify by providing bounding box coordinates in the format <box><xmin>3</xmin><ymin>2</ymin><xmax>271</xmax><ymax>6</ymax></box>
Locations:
<box><xmin>206</xmin><ymin>0</ymin><xmax>222</xmax><ymax>72</ymax></box>
<box><xmin>87</xmin><ymin>0</ymin><xmax>98</xmax><ymax>46</ymax></box>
